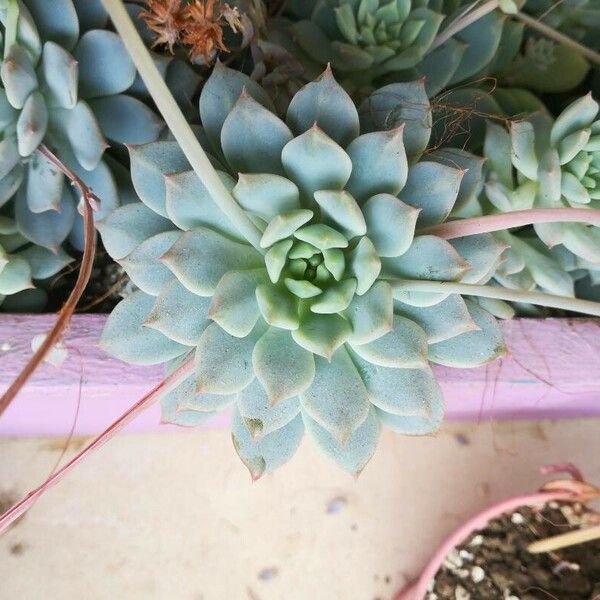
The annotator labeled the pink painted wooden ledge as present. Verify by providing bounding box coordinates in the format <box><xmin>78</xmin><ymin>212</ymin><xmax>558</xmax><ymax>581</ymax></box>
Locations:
<box><xmin>0</xmin><ymin>315</ymin><xmax>599</xmax><ymax>437</ymax></box>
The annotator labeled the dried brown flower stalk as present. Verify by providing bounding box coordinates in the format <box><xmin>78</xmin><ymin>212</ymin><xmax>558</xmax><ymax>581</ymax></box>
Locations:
<box><xmin>140</xmin><ymin>0</ymin><xmax>187</xmax><ymax>53</ymax></box>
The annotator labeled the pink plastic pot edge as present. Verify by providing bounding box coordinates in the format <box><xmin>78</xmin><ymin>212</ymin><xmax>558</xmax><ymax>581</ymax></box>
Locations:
<box><xmin>395</xmin><ymin>489</ymin><xmax>576</xmax><ymax>599</ymax></box>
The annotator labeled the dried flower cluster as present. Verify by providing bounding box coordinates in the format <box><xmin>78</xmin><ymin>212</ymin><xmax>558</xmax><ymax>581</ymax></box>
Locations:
<box><xmin>141</xmin><ymin>0</ymin><xmax>244</xmax><ymax>62</ymax></box>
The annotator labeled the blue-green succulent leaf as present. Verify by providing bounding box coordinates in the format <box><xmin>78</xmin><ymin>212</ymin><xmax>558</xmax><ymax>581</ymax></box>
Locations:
<box><xmin>129</xmin><ymin>141</ymin><xmax>190</xmax><ymax>217</ymax></box>
<box><xmin>362</xmin><ymin>193</ymin><xmax>419</xmax><ymax>257</ymax></box>
<box><xmin>16</xmin><ymin>91</ymin><xmax>47</xmax><ymax>156</ymax></box>
<box><xmin>303</xmin><ymin>406</ymin><xmax>380</xmax><ymax>476</ymax></box>
<box><xmin>0</xmin><ymin>137</ymin><xmax>20</xmax><ymax>182</ymax></box>
<box><xmin>23</xmin><ymin>0</ymin><xmax>79</xmax><ymax>50</ymax></box>
<box><xmin>255</xmin><ymin>283</ymin><xmax>300</xmax><ymax>330</ymax></box>
<box><xmin>237</xmin><ymin>379</ymin><xmax>301</xmax><ymax>439</ymax></box>
<box><xmin>286</xmin><ymin>65</ymin><xmax>359</xmax><ymax>146</ymax></box>
<box><xmin>484</xmin><ymin>121</ymin><xmax>513</xmax><ymax>188</ymax></box>
<box><xmin>345</xmin><ymin>128</ymin><xmax>407</xmax><ymax>202</ymax></box>
<box><xmin>195</xmin><ymin>321</ymin><xmax>265</xmax><ymax>395</ymax></box>
<box><xmin>346</xmin><ymin>280</ymin><xmax>393</xmax><ymax>344</ymax></box>
<box><xmin>313</xmin><ymin>190</ymin><xmax>366</xmax><ymax>239</ymax></box>
<box><xmin>66</xmin><ymin>100</ymin><xmax>106</xmax><ymax>170</ymax></box>
<box><xmin>25</xmin><ymin>153</ymin><xmax>63</xmax><ymax>212</ymax></box>
<box><xmin>73</xmin><ymin>0</ymin><xmax>108</xmax><ymax>31</ymax></box>
<box><xmin>231</xmin><ymin>408</ymin><xmax>304</xmax><ymax>480</ymax></box>
<box><xmin>0</xmin><ymin>165</ymin><xmax>23</xmax><ymax>207</ymax></box>
<box><xmin>100</xmin><ymin>290</ymin><xmax>189</xmax><ymax>364</ymax></box>
<box><xmin>418</xmin><ymin>38</ymin><xmax>466</xmax><ymax>97</ymax></box>
<box><xmin>292</xmin><ymin>312</ymin><xmax>352</xmax><ymax>359</ymax></box>
<box><xmin>300</xmin><ymin>346</ymin><xmax>369</xmax><ymax>444</ymax></box>
<box><xmin>253</xmin><ymin>327</ymin><xmax>315</xmax><ymax>404</ymax></box>
<box><xmin>97</xmin><ymin>203</ymin><xmax>173</xmax><ymax>260</ymax></box>
<box><xmin>260</xmin><ymin>209</ymin><xmax>313</xmax><ymax>248</ymax></box>
<box><xmin>120</xmin><ymin>230</ymin><xmax>179</xmax><ymax>295</ymax></box>
<box><xmin>376</xmin><ymin>398</ymin><xmax>443</xmax><ymax>435</ymax></box>
<box><xmin>450</xmin><ymin>234</ymin><xmax>507</xmax><ymax>284</ymax></box>
<box><xmin>347</xmin><ymin>236</ymin><xmax>382</xmax><ymax>295</ymax></box>
<box><xmin>394</xmin><ymin>294</ymin><xmax>479</xmax><ymax>343</ymax></box>
<box><xmin>74</xmin><ymin>30</ymin><xmax>136</xmax><ymax>98</ymax></box>
<box><xmin>383</xmin><ymin>235</ymin><xmax>470</xmax><ymax>282</ymax></box>
<box><xmin>233</xmin><ymin>173</ymin><xmax>300</xmax><ymax>221</ymax></box>
<box><xmin>282</xmin><ymin>125</ymin><xmax>352</xmax><ymax>198</ymax></box>
<box><xmin>350</xmin><ymin>314</ymin><xmax>427</xmax><ymax>368</ymax></box>
<box><xmin>41</xmin><ymin>41</ymin><xmax>77</xmax><ymax>109</ymax></box>
<box><xmin>400</xmin><ymin>161</ymin><xmax>463</xmax><ymax>228</ymax></box>
<box><xmin>311</xmin><ymin>278</ymin><xmax>357</xmax><ymax>314</ymax></box>
<box><xmin>1</xmin><ymin>44</ymin><xmax>38</xmax><ymax>109</ymax></box>
<box><xmin>162</xmin><ymin>228</ymin><xmax>262</xmax><ymax>296</ymax></box>
<box><xmin>510</xmin><ymin>120</ymin><xmax>538</xmax><ymax>180</ymax></box>
<box><xmin>550</xmin><ymin>94</ymin><xmax>599</xmax><ymax>146</ymax></box>
<box><xmin>199</xmin><ymin>62</ymin><xmax>275</xmax><ymax>154</ymax></box>
<box><xmin>165</xmin><ymin>168</ymin><xmax>241</xmax><ymax>240</ymax></box>
<box><xmin>88</xmin><ymin>95</ymin><xmax>163</xmax><ymax>144</ymax></box>
<box><xmin>221</xmin><ymin>93</ymin><xmax>293</xmax><ymax>175</ymax></box>
<box><xmin>19</xmin><ymin>245</ymin><xmax>72</xmax><ymax>279</ymax></box>
<box><xmin>428</xmin><ymin>300</ymin><xmax>506</xmax><ymax>367</ymax></box>
<box><xmin>209</xmin><ymin>269</ymin><xmax>266</xmax><ymax>337</ymax></box>
<box><xmin>15</xmin><ymin>187</ymin><xmax>76</xmax><ymax>251</ymax></box>
<box><xmin>294</xmin><ymin>223</ymin><xmax>348</xmax><ymax>249</ymax></box>
<box><xmin>145</xmin><ymin>279</ymin><xmax>212</xmax><ymax>346</ymax></box>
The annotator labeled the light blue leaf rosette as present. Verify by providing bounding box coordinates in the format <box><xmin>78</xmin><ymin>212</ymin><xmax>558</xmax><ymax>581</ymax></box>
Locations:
<box><xmin>100</xmin><ymin>64</ymin><xmax>507</xmax><ymax>477</ymax></box>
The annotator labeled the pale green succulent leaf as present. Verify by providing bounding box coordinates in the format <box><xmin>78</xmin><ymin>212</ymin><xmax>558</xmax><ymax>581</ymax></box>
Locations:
<box><xmin>165</xmin><ymin>169</ymin><xmax>241</xmax><ymax>240</ymax></box>
<box><xmin>145</xmin><ymin>279</ymin><xmax>212</xmax><ymax>346</ymax></box>
<box><xmin>417</xmin><ymin>38</ymin><xmax>466</xmax><ymax>97</ymax></box>
<box><xmin>209</xmin><ymin>269</ymin><xmax>266</xmax><ymax>337</ymax></box>
<box><xmin>260</xmin><ymin>209</ymin><xmax>313</xmax><ymax>248</ymax></box>
<box><xmin>303</xmin><ymin>406</ymin><xmax>380</xmax><ymax>475</ymax></box>
<box><xmin>1</xmin><ymin>44</ymin><xmax>38</xmax><ymax>110</ymax></box>
<box><xmin>15</xmin><ymin>187</ymin><xmax>76</xmax><ymax>251</ymax></box>
<box><xmin>233</xmin><ymin>173</ymin><xmax>300</xmax><ymax>221</ymax></box>
<box><xmin>256</xmin><ymin>283</ymin><xmax>300</xmax><ymax>330</ymax></box>
<box><xmin>537</xmin><ymin>149</ymin><xmax>562</xmax><ymax>203</ymax></box>
<box><xmin>284</xmin><ymin>277</ymin><xmax>322</xmax><ymax>298</ymax></box>
<box><xmin>330</xmin><ymin>40</ymin><xmax>374</xmax><ymax>71</ymax></box>
<box><xmin>322</xmin><ymin>248</ymin><xmax>345</xmax><ymax>281</ymax></box>
<box><xmin>237</xmin><ymin>379</ymin><xmax>302</xmax><ymax>439</ymax></box>
<box><xmin>19</xmin><ymin>245</ymin><xmax>72</xmax><ymax>280</ymax></box>
<box><xmin>345</xmin><ymin>129</ymin><xmax>407</xmax><ymax>202</ymax></box>
<box><xmin>253</xmin><ymin>327</ymin><xmax>315</xmax><ymax>404</ymax></box>
<box><xmin>0</xmin><ymin>256</ymin><xmax>33</xmax><ymax>294</ymax></box>
<box><xmin>551</xmin><ymin>93</ymin><xmax>599</xmax><ymax>146</ymax></box>
<box><xmin>264</xmin><ymin>239</ymin><xmax>293</xmax><ymax>283</ymax></box>
<box><xmin>162</xmin><ymin>228</ymin><xmax>262</xmax><ymax>296</ymax></box>
<box><xmin>428</xmin><ymin>300</ymin><xmax>506</xmax><ymax>367</ymax></box>
<box><xmin>484</xmin><ymin>121</ymin><xmax>513</xmax><ymax>188</ymax></box>
<box><xmin>313</xmin><ymin>190</ymin><xmax>367</xmax><ymax>239</ymax></box>
<box><xmin>232</xmin><ymin>408</ymin><xmax>304</xmax><ymax>480</ymax></box>
<box><xmin>345</xmin><ymin>280</ymin><xmax>393</xmax><ymax>345</ymax></box>
<box><xmin>286</xmin><ymin>66</ymin><xmax>359</xmax><ymax>146</ymax></box>
<box><xmin>382</xmin><ymin>235</ymin><xmax>470</xmax><ymax>282</ymax></box>
<box><xmin>376</xmin><ymin>398</ymin><xmax>443</xmax><ymax>435</ymax></box>
<box><xmin>74</xmin><ymin>30</ymin><xmax>136</xmax><ymax>98</ymax></box>
<box><xmin>282</xmin><ymin>126</ymin><xmax>352</xmax><ymax>198</ymax></box>
<box><xmin>347</xmin><ymin>236</ymin><xmax>381</xmax><ymax>295</ymax></box>
<box><xmin>476</xmin><ymin>296</ymin><xmax>515</xmax><ymax>320</ymax></box>
<box><xmin>89</xmin><ymin>94</ymin><xmax>163</xmax><ymax>145</ymax></box>
<box><xmin>350</xmin><ymin>314</ymin><xmax>427</xmax><ymax>368</ymax></box>
<box><xmin>292</xmin><ymin>312</ymin><xmax>352</xmax><ymax>359</ymax></box>
<box><xmin>195</xmin><ymin>321</ymin><xmax>265</xmax><ymax>395</ymax></box>
<box><xmin>121</xmin><ymin>231</ymin><xmax>179</xmax><ymax>295</ymax></box>
<box><xmin>362</xmin><ymin>193</ymin><xmax>419</xmax><ymax>257</ymax></box>
<box><xmin>311</xmin><ymin>278</ymin><xmax>357</xmax><ymax>314</ymax></box>
<box><xmin>289</xmin><ymin>20</ymin><xmax>336</xmax><ymax>65</ymax></box>
<box><xmin>394</xmin><ymin>294</ymin><xmax>479</xmax><ymax>343</ymax></box>
<box><xmin>359</xmin><ymin>80</ymin><xmax>431</xmax><ymax>161</ymax></box>
<box><xmin>100</xmin><ymin>290</ymin><xmax>189</xmax><ymax>365</ymax></box>
<box><xmin>510</xmin><ymin>120</ymin><xmax>539</xmax><ymax>181</ymax></box>
<box><xmin>558</xmin><ymin>129</ymin><xmax>592</xmax><ymax>165</ymax></box>
<box><xmin>561</xmin><ymin>171</ymin><xmax>591</xmax><ymax>205</ymax></box>
<box><xmin>199</xmin><ymin>62</ymin><xmax>275</xmax><ymax>154</ymax></box>
<box><xmin>560</xmin><ymin>224</ymin><xmax>600</xmax><ymax>264</ymax></box>
<box><xmin>221</xmin><ymin>93</ymin><xmax>293</xmax><ymax>175</ymax></box>
<box><xmin>295</xmin><ymin>223</ymin><xmax>348</xmax><ymax>250</ymax></box>
<box><xmin>98</xmin><ymin>203</ymin><xmax>173</xmax><ymax>261</ymax></box>
<box><xmin>41</xmin><ymin>41</ymin><xmax>78</xmax><ymax>109</ymax></box>
<box><xmin>450</xmin><ymin>234</ymin><xmax>507</xmax><ymax>284</ymax></box>
<box><xmin>300</xmin><ymin>346</ymin><xmax>369</xmax><ymax>444</ymax></box>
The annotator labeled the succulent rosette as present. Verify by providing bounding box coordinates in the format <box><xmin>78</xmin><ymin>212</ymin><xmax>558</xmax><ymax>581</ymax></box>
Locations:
<box><xmin>482</xmin><ymin>94</ymin><xmax>600</xmax><ymax>292</ymax></box>
<box><xmin>100</xmin><ymin>64</ymin><xmax>506</xmax><ymax>476</ymax></box>
<box><xmin>0</xmin><ymin>0</ymin><xmax>163</xmax><ymax>270</ymax></box>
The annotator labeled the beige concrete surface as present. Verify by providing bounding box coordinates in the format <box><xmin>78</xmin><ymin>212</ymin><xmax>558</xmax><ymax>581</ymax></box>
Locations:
<box><xmin>1</xmin><ymin>420</ymin><xmax>600</xmax><ymax>600</ymax></box>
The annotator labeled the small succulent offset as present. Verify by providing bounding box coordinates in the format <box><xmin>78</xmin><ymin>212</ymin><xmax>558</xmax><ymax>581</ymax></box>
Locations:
<box><xmin>100</xmin><ymin>64</ymin><xmax>507</xmax><ymax>476</ymax></box>
<box><xmin>0</xmin><ymin>0</ymin><xmax>163</xmax><ymax>270</ymax></box>
<box><xmin>482</xmin><ymin>94</ymin><xmax>600</xmax><ymax>291</ymax></box>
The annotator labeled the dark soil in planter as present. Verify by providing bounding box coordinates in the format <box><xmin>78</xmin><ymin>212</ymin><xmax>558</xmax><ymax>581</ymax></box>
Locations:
<box><xmin>430</xmin><ymin>502</ymin><xmax>600</xmax><ymax>599</ymax></box>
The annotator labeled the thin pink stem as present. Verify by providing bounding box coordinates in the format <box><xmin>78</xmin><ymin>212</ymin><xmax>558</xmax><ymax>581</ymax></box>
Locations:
<box><xmin>395</xmin><ymin>490</ymin><xmax>576</xmax><ymax>600</ymax></box>
<box><xmin>419</xmin><ymin>208</ymin><xmax>600</xmax><ymax>240</ymax></box>
<box><xmin>0</xmin><ymin>358</ymin><xmax>194</xmax><ymax>534</ymax></box>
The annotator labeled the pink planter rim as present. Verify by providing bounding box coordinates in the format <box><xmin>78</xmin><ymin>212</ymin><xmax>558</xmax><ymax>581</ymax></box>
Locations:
<box><xmin>1</xmin><ymin>314</ymin><xmax>600</xmax><ymax>437</ymax></box>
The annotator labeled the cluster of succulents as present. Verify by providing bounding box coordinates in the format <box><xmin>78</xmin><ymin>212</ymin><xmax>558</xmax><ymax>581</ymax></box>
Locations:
<box><xmin>479</xmin><ymin>94</ymin><xmax>600</xmax><ymax>297</ymax></box>
<box><xmin>0</xmin><ymin>0</ymin><xmax>165</xmax><ymax>308</ymax></box>
<box><xmin>99</xmin><ymin>64</ymin><xmax>509</xmax><ymax>475</ymax></box>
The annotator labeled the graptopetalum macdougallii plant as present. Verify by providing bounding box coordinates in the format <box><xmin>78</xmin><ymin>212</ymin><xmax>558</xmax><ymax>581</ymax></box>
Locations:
<box><xmin>98</xmin><ymin>62</ymin><xmax>514</xmax><ymax>477</ymax></box>
<box><xmin>479</xmin><ymin>94</ymin><xmax>600</xmax><ymax>298</ymax></box>
<box><xmin>0</xmin><ymin>0</ymin><xmax>163</xmax><ymax>307</ymax></box>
